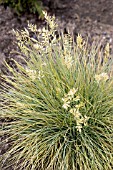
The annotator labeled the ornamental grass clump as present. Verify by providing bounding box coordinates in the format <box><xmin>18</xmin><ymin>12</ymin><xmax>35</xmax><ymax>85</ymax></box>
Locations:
<box><xmin>0</xmin><ymin>12</ymin><xmax>113</xmax><ymax>170</ymax></box>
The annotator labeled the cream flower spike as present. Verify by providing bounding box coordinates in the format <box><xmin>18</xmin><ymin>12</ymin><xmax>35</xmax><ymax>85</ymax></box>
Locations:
<box><xmin>68</xmin><ymin>88</ymin><xmax>78</xmax><ymax>97</ymax></box>
<box><xmin>95</xmin><ymin>72</ymin><xmax>109</xmax><ymax>83</ymax></box>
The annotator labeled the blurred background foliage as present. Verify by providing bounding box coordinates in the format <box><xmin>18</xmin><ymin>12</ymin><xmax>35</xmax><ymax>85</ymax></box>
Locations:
<box><xmin>0</xmin><ymin>0</ymin><xmax>44</xmax><ymax>18</ymax></box>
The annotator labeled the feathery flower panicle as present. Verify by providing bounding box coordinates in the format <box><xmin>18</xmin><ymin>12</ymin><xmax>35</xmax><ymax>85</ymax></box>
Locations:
<box><xmin>67</xmin><ymin>87</ymin><xmax>77</xmax><ymax>97</ymax></box>
<box><xmin>28</xmin><ymin>22</ymin><xmax>37</xmax><ymax>32</ymax></box>
<box><xmin>62</xmin><ymin>88</ymin><xmax>78</xmax><ymax>104</ymax></box>
<box><xmin>33</xmin><ymin>43</ymin><xmax>42</xmax><ymax>50</ymax></box>
<box><xmin>76</xmin><ymin>34</ymin><xmax>83</xmax><ymax>48</ymax></box>
<box><xmin>63</xmin><ymin>55</ymin><xmax>73</xmax><ymax>69</ymax></box>
<box><xmin>104</xmin><ymin>42</ymin><xmax>110</xmax><ymax>59</ymax></box>
<box><xmin>62</xmin><ymin>87</ymin><xmax>89</xmax><ymax>133</ymax></box>
<box><xmin>61</xmin><ymin>34</ymin><xmax>74</xmax><ymax>69</ymax></box>
<box><xmin>43</xmin><ymin>11</ymin><xmax>57</xmax><ymax>30</ymax></box>
<box><xmin>69</xmin><ymin>108</ymin><xmax>81</xmax><ymax>118</ymax></box>
<box><xmin>95</xmin><ymin>72</ymin><xmax>109</xmax><ymax>83</ymax></box>
<box><xmin>38</xmin><ymin>71</ymin><xmax>44</xmax><ymax>80</ymax></box>
<box><xmin>25</xmin><ymin>68</ymin><xmax>36</xmax><ymax>81</ymax></box>
<box><xmin>62</xmin><ymin>102</ymin><xmax>70</xmax><ymax>110</ymax></box>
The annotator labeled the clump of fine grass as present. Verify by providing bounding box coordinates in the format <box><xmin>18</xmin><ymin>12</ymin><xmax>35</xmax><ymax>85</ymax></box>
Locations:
<box><xmin>0</xmin><ymin>12</ymin><xmax>113</xmax><ymax>170</ymax></box>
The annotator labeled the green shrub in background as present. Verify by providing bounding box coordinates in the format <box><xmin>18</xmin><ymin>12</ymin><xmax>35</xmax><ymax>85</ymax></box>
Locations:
<box><xmin>0</xmin><ymin>12</ymin><xmax>113</xmax><ymax>170</ymax></box>
<box><xmin>0</xmin><ymin>0</ymin><xmax>44</xmax><ymax>18</ymax></box>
